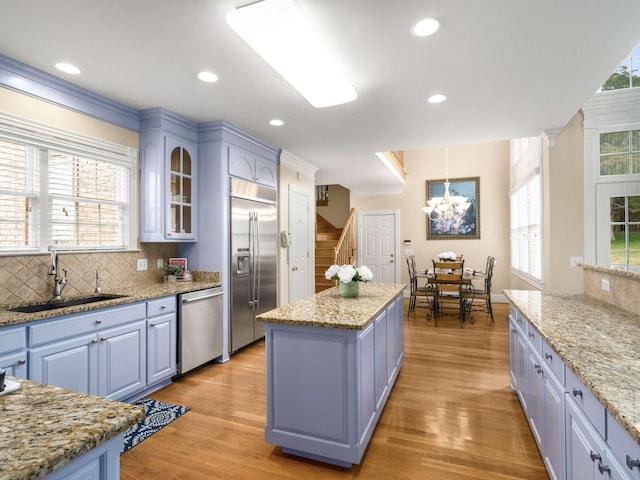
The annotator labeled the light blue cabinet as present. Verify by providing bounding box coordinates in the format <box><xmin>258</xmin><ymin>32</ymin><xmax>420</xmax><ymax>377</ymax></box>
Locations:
<box><xmin>0</xmin><ymin>326</ymin><xmax>27</xmax><ymax>378</ymax></box>
<box><xmin>29</xmin><ymin>304</ymin><xmax>147</xmax><ymax>398</ymax></box>
<box><xmin>139</xmin><ymin>108</ymin><xmax>198</xmax><ymax>242</ymax></box>
<box><xmin>228</xmin><ymin>145</ymin><xmax>277</xmax><ymax>187</ymax></box>
<box><xmin>146</xmin><ymin>296</ymin><xmax>177</xmax><ymax>386</ymax></box>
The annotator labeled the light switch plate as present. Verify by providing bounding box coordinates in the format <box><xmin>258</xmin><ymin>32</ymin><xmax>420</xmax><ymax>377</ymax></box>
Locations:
<box><xmin>156</xmin><ymin>258</ymin><xmax>163</xmax><ymax>269</ymax></box>
<box><xmin>601</xmin><ymin>279</ymin><xmax>610</xmax><ymax>292</ymax></box>
<box><xmin>137</xmin><ymin>259</ymin><xmax>148</xmax><ymax>271</ymax></box>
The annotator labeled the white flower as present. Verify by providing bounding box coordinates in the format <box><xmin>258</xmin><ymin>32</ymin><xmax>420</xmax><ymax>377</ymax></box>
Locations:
<box><xmin>324</xmin><ymin>264</ymin><xmax>341</xmax><ymax>280</ymax></box>
<box><xmin>338</xmin><ymin>265</ymin><xmax>357</xmax><ymax>283</ymax></box>
<box><xmin>324</xmin><ymin>264</ymin><xmax>373</xmax><ymax>283</ymax></box>
<box><xmin>357</xmin><ymin>265</ymin><xmax>373</xmax><ymax>281</ymax></box>
<box><xmin>438</xmin><ymin>251</ymin><xmax>457</xmax><ymax>261</ymax></box>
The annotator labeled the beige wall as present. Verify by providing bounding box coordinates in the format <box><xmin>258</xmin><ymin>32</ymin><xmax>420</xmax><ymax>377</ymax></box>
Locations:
<box><xmin>352</xmin><ymin>141</ymin><xmax>511</xmax><ymax>298</ymax></box>
<box><xmin>277</xmin><ymin>160</ymin><xmax>316</xmax><ymax>306</ymax></box>
<box><xmin>317</xmin><ymin>185</ymin><xmax>350</xmax><ymax>228</ymax></box>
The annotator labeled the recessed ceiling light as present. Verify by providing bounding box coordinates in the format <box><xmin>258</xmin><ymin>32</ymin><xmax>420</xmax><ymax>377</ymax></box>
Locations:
<box><xmin>55</xmin><ymin>62</ymin><xmax>80</xmax><ymax>75</ymax></box>
<box><xmin>412</xmin><ymin>18</ymin><xmax>440</xmax><ymax>37</ymax></box>
<box><xmin>269</xmin><ymin>119</ymin><xmax>284</xmax><ymax>126</ymax></box>
<box><xmin>197</xmin><ymin>71</ymin><xmax>219</xmax><ymax>83</ymax></box>
<box><xmin>428</xmin><ymin>94</ymin><xmax>447</xmax><ymax>104</ymax></box>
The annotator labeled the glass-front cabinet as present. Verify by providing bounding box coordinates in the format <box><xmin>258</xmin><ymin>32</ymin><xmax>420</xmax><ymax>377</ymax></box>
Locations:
<box><xmin>168</xmin><ymin>145</ymin><xmax>193</xmax><ymax>239</ymax></box>
<box><xmin>139</xmin><ymin>108</ymin><xmax>197</xmax><ymax>242</ymax></box>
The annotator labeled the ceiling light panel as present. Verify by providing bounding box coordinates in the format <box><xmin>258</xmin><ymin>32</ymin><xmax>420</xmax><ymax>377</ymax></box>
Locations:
<box><xmin>226</xmin><ymin>0</ymin><xmax>357</xmax><ymax>108</ymax></box>
<box><xmin>412</xmin><ymin>18</ymin><xmax>440</xmax><ymax>37</ymax></box>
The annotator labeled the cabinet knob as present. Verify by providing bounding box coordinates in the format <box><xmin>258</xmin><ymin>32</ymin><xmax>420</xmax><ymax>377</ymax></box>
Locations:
<box><xmin>91</xmin><ymin>339</ymin><xmax>98</xmax><ymax>344</ymax></box>
<box><xmin>149</xmin><ymin>323</ymin><xmax>156</xmax><ymax>327</ymax></box>
<box><xmin>626</xmin><ymin>455</ymin><xmax>640</xmax><ymax>470</ymax></box>
<box><xmin>95</xmin><ymin>319</ymin><xmax>102</xmax><ymax>324</ymax></box>
<box><xmin>100</xmin><ymin>336</ymin><xmax>106</xmax><ymax>342</ymax></box>
<box><xmin>544</xmin><ymin>353</ymin><xmax>552</xmax><ymax>361</ymax></box>
<box><xmin>589</xmin><ymin>451</ymin><xmax>601</xmax><ymax>463</ymax></box>
<box><xmin>17</xmin><ymin>359</ymin><xmax>26</xmax><ymax>365</ymax></box>
<box><xmin>534</xmin><ymin>363</ymin><xmax>542</xmax><ymax>374</ymax></box>
<box><xmin>528</xmin><ymin>332</ymin><xmax>535</xmax><ymax>339</ymax></box>
<box><xmin>160</xmin><ymin>305</ymin><xmax>166</xmax><ymax>310</ymax></box>
<box><xmin>572</xmin><ymin>388</ymin><xmax>583</xmax><ymax>399</ymax></box>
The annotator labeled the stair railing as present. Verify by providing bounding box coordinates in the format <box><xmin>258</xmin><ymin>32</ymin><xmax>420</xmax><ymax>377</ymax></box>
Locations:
<box><xmin>334</xmin><ymin>208</ymin><xmax>356</xmax><ymax>265</ymax></box>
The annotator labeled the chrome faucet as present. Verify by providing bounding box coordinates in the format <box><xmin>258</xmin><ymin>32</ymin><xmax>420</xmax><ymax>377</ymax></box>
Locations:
<box><xmin>48</xmin><ymin>250</ymin><xmax>68</xmax><ymax>300</ymax></box>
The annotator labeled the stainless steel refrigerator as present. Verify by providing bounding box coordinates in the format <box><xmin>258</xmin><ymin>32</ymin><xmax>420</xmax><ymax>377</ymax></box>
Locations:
<box><xmin>230</xmin><ymin>178</ymin><xmax>277</xmax><ymax>354</ymax></box>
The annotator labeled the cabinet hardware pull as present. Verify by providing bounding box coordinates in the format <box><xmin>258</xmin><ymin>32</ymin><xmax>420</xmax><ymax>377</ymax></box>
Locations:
<box><xmin>528</xmin><ymin>332</ymin><xmax>534</xmax><ymax>339</ymax></box>
<box><xmin>100</xmin><ymin>337</ymin><xmax>106</xmax><ymax>342</ymax></box>
<box><xmin>572</xmin><ymin>388</ymin><xmax>583</xmax><ymax>398</ymax></box>
<box><xmin>150</xmin><ymin>323</ymin><xmax>156</xmax><ymax>327</ymax></box>
<box><xmin>18</xmin><ymin>359</ymin><xmax>26</xmax><ymax>365</ymax></box>
<box><xmin>511</xmin><ymin>328</ymin><xmax>517</xmax><ymax>333</ymax></box>
<box><xmin>626</xmin><ymin>455</ymin><xmax>640</xmax><ymax>470</ymax></box>
<box><xmin>590</xmin><ymin>451</ymin><xmax>601</xmax><ymax>462</ymax></box>
<box><xmin>91</xmin><ymin>339</ymin><xmax>98</xmax><ymax>344</ymax></box>
<box><xmin>534</xmin><ymin>363</ymin><xmax>542</xmax><ymax>374</ymax></box>
<box><xmin>95</xmin><ymin>319</ymin><xmax>102</xmax><ymax>324</ymax></box>
<box><xmin>160</xmin><ymin>305</ymin><xmax>166</xmax><ymax>310</ymax></box>
<box><xmin>544</xmin><ymin>353</ymin><xmax>552</xmax><ymax>360</ymax></box>
<box><xmin>598</xmin><ymin>461</ymin><xmax>611</xmax><ymax>474</ymax></box>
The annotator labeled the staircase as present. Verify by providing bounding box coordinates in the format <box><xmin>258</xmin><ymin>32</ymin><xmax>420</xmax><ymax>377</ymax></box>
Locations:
<box><xmin>315</xmin><ymin>215</ymin><xmax>342</xmax><ymax>292</ymax></box>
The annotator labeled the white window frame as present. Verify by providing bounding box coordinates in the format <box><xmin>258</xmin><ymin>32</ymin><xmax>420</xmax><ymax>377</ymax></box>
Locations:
<box><xmin>583</xmin><ymin>88</ymin><xmax>640</xmax><ymax>266</ymax></box>
<box><xmin>510</xmin><ymin>136</ymin><xmax>544</xmax><ymax>287</ymax></box>
<box><xmin>0</xmin><ymin>112</ymin><xmax>138</xmax><ymax>254</ymax></box>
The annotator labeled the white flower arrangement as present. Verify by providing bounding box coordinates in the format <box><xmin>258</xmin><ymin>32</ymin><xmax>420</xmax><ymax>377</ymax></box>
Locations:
<box><xmin>437</xmin><ymin>251</ymin><xmax>457</xmax><ymax>262</ymax></box>
<box><xmin>324</xmin><ymin>264</ymin><xmax>373</xmax><ymax>284</ymax></box>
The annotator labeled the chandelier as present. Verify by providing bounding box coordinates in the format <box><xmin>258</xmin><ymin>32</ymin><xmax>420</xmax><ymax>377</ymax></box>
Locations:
<box><xmin>422</xmin><ymin>148</ymin><xmax>471</xmax><ymax>222</ymax></box>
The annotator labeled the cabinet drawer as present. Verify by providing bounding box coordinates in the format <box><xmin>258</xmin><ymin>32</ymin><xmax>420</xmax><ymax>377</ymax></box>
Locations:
<box><xmin>0</xmin><ymin>326</ymin><xmax>26</xmax><ymax>355</ymax></box>
<box><xmin>525</xmin><ymin>323</ymin><xmax>542</xmax><ymax>354</ymax></box>
<box><xmin>30</xmin><ymin>303</ymin><xmax>146</xmax><ymax>346</ymax></box>
<box><xmin>541</xmin><ymin>338</ymin><xmax>564</xmax><ymax>383</ymax></box>
<box><xmin>147</xmin><ymin>296</ymin><xmax>176</xmax><ymax>317</ymax></box>
<box><xmin>606</xmin><ymin>410</ymin><xmax>640</xmax><ymax>478</ymax></box>
<box><xmin>566</xmin><ymin>366</ymin><xmax>606</xmax><ymax>437</ymax></box>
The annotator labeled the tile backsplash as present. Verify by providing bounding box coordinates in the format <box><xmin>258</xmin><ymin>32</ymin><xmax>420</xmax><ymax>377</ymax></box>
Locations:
<box><xmin>0</xmin><ymin>242</ymin><xmax>177</xmax><ymax>305</ymax></box>
<box><xmin>582</xmin><ymin>263</ymin><xmax>640</xmax><ymax>316</ymax></box>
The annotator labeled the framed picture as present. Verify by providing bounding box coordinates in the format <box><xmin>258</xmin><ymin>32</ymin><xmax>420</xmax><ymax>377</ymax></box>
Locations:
<box><xmin>425</xmin><ymin>176</ymin><xmax>480</xmax><ymax>240</ymax></box>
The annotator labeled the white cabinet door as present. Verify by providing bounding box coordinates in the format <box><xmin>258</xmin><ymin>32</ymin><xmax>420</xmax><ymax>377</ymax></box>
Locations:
<box><xmin>526</xmin><ymin>347</ymin><xmax>544</xmax><ymax>448</ymax></box>
<box><xmin>543</xmin><ymin>367</ymin><xmax>566</xmax><ymax>480</ymax></box>
<box><xmin>147</xmin><ymin>313</ymin><xmax>176</xmax><ymax>386</ymax></box>
<box><xmin>254</xmin><ymin>155</ymin><xmax>277</xmax><ymax>187</ymax></box>
<box><xmin>228</xmin><ymin>145</ymin><xmax>277</xmax><ymax>188</ymax></box>
<box><xmin>98</xmin><ymin>320</ymin><xmax>146</xmax><ymax>400</ymax></box>
<box><xmin>374</xmin><ymin>311</ymin><xmax>388</xmax><ymax>410</ymax></box>
<box><xmin>0</xmin><ymin>351</ymin><xmax>27</xmax><ymax>378</ymax></box>
<box><xmin>30</xmin><ymin>333</ymin><xmax>98</xmax><ymax>395</ymax></box>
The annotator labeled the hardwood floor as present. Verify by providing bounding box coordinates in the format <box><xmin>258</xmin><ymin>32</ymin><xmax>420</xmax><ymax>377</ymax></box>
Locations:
<box><xmin>120</xmin><ymin>301</ymin><xmax>549</xmax><ymax>480</ymax></box>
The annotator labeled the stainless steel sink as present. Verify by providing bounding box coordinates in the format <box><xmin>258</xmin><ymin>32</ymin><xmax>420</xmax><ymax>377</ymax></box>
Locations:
<box><xmin>7</xmin><ymin>294</ymin><xmax>128</xmax><ymax>313</ymax></box>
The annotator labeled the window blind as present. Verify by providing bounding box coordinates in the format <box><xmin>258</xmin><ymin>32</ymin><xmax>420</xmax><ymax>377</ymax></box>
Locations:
<box><xmin>0</xmin><ymin>139</ymin><xmax>40</xmax><ymax>249</ymax></box>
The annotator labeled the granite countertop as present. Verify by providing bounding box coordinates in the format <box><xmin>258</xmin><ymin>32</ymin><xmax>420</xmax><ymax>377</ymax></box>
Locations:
<box><xmin>0</xmin><ymin>276</ymin><xmax>221</xmax><ymax>328</ymax></box>
<box><xmin>257</xmin><ymin>282</ymin><xmax>406</xmax><ymax>329</ymax></box>
<box><xmin>0</xmin><ymin>376</ymin><xmax>145</xmax><ymax>480</ymax></box>
<box><xmin>504</xmin><ymin>289</ymin><xmax>640</xmax><ymax>445</ymax></box>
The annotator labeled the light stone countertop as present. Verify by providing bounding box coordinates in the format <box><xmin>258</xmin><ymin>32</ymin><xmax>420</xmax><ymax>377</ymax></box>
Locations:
<box><xmin>504</xmin><ymin>289</ymin><xmax>640</xmax><ymax>445</ymax></box>
<box><xmin>0</xmin><ymin>275</ymin><xmax>220</xmax><ymax>328</ymax></box>
<box><xmin>0</xmin><ymin>376</ymin><xmax>145</xmax><ymax>480</ymax></box>
<box><xmin>257</xmin><ymin>282</ymin><xmax>406</xmax><ymax>329</ymax></box>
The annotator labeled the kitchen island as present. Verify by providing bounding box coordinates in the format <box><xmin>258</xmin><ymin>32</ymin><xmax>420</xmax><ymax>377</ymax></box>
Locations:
<box><xmin>257</xmin><ymin>282</ymin><xmax>405</xmax><ymax>467</ymax></box>
<box><xmin>0</xmin><ymin>376</ymin><xmax>144</xmax><ymax>480</ymax></box>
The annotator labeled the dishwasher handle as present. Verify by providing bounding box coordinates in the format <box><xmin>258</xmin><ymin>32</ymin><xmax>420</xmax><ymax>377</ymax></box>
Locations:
<box><xmin>182</xmin><ymin>291</ymin><xmax>224</xmax><ymax>303</ymax></box>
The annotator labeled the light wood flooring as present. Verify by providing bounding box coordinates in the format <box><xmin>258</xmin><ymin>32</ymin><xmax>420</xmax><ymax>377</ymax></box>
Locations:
<box><xmin>120</xmin><ymin>301</ymin><xmax>549</xmax><ymax>480</ymax></box>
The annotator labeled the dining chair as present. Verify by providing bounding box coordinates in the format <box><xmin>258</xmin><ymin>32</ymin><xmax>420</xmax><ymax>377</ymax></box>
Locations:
<box><xmin>406</xmin><ymin>256</ymin><xmax>436</xmax><ymax>316</ymax></box>
<box><xmin>463</xmin><ymin>256</ymin><xmax>495</xmax><ymax>323</ymax></box>
<box><xmin>431</xmin><ymin>259</ymin><xmax>467</xmax><ymax>327</ymax></box>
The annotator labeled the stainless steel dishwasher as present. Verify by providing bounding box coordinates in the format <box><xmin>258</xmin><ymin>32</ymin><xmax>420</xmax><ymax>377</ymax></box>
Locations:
<box><xmin>176</xmin><ymin>287</ymin><xmax>223</xmax><ymax>376</ymax></box>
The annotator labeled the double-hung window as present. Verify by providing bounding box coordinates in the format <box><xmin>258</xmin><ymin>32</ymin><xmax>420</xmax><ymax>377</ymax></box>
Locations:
<box><xmin>0</xmin><ymin>113</ymin><xmax>136</xmax><ymax>253</ymax></box>
<box><xmin>510</xmin><ymin>136</ymin><xmax>543</xmax><ymax>284</ymax></box>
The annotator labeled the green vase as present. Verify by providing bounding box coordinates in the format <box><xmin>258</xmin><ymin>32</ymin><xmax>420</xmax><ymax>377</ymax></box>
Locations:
<box><xmin>339</xmin><ymin>282</ymin><xmax>359</xmax><ymax>298</ymax></box>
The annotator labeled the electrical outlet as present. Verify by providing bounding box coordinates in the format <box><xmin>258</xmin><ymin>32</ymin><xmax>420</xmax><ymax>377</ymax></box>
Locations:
<box><xmin>137</xmin><ymin>259</ymin><xmax>148</xmax><ymax>271</ymax></box>
<box><xmin>157</xmin><ymin>258</ymin><xmax>163</xmax><ymax>269</ymax></box>
<box><xmin>601</xmin><ymin>279</ymin><xmax>610</xmax><ymax>292</ymax></box>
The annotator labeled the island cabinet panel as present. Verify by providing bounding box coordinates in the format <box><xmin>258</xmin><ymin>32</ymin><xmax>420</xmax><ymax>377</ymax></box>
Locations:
<box><xmin>262</xmin><ymin>286</ymin><xmax>404</xmax><ymax>468</ymax></box>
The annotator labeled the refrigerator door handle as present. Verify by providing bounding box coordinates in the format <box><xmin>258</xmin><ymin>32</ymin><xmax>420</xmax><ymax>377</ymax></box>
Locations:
<box><xmin>255</xmin><ymin>211</ymin><xmax>261</xmax><ymax>311</ymax></box>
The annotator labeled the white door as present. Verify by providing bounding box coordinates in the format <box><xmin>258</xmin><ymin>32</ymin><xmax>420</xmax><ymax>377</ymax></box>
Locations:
<box><xmin>358</xmin><ymin>211</ymin><xmax>399</xmax><ymax>283</ymax></box>
<box><xmin>596</xmin><ymin>181</ymin><xmax>640</xmax><ymax>270</ymax></box>
<box><xmin>288</xmin><ymin>185</ymin><xmax>311</xmax><ymax>302</ymax></box>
